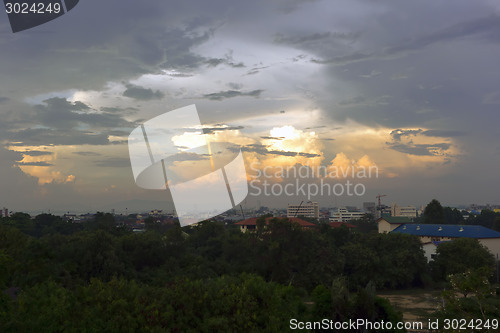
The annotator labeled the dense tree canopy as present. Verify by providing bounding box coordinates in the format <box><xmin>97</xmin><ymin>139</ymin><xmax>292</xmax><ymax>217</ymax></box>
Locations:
<box><xmin>0</xmin><ymin>211</ymin><xmax>496</xmax><ymax>331</ymax></box>
<box><xmin>430</xmin><ymin>238</ymin><xmax>495</xmax><ymax>281</ymax></box>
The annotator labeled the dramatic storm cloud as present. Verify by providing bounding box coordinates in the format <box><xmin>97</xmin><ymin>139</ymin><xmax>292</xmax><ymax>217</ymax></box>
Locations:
<box><xmin>1</xmin><ymin>0</ymin><xmax>499</xmax><ymax>212</ymax></box>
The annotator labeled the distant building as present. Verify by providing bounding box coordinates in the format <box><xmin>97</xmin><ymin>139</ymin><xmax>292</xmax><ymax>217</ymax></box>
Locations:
<box><xmin>391</xmin><ymin>223</ymin><xmax>500</xmax><ymax>261</ymax></box>
<box><xmin>234</xmin><ymin>217</ymin><xmax>316</xmax><ymax>233</ymax></box>
<box><xmin>329</xmin><ymin>207</ymin><xmax>365</xmax><ymax>222</ymax></box>
<box><xmin>363</xmin><ymin>202</ymin><xmax>376</xmax><ymax>215</ymax></box>
<box><xmin>376</xmin><ymin>204</ymin><xmax>392</xmax><ymax>219</ymax></box>
<box><xmin>391</xmin><ymin>203</ymin><xmax>417</xmax><ymax>218</ymax></box>
<box><xmin>377</xmin><ymin>216</ymin><xmax>413</xmax><ymax>233</ymax></box>
<box><xmin>287</xmin><ymin>201</ymin><xmax>319</xmax><ymax>219</ymax></box>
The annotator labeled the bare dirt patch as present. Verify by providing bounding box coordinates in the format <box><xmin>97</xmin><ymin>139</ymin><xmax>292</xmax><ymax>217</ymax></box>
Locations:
<box><xmin>378</xmin><ymin>290</ymin><xmax>442</xmax><ymax>322</ymax></box>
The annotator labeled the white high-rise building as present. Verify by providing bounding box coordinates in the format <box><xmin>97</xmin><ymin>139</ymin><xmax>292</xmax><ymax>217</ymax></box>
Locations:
<box><xmin>391</xmin><ymin>203</ymin><xmax>417</xmax><ymax>218</ymax></box>
<box><xmin>329</xmin><ymin>207</ymin><xmax>365</xmax><ymax>222</ymax></box>
<box><xmin>287</xmin><ymin>201</ymin><xmax>319</xmax><ymax>219</ymax></box>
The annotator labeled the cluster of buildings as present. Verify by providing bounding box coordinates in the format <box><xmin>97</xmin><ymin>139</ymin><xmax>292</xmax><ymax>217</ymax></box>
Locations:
<box><xmin>284</xmin><ymin>201</ymin><xmax>419</xmax><ymax>223</ymax></box>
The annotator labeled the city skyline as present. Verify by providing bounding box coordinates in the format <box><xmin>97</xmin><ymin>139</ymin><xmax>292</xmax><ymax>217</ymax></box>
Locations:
<box><xmin>1</xmin><ymin>1</ymin><xmax>500</xmax><ymax>213</ymax></box>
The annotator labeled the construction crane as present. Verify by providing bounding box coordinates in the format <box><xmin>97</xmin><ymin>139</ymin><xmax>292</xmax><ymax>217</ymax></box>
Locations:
<box><xmin>376</xmin><ymin>194</ymin><xmax>387</xmax><ymax>216</ymax></box>
<box><xmin>376</xmin><ymin>194</ymin><xmax>387</xmax><ymax>208</ymax></box>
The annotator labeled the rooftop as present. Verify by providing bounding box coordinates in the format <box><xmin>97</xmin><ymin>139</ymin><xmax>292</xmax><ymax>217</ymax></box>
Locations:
<box><xmin>391</xmin><ymin>224</ymin><xmax>500</xmax><ymax>239</ymax></box>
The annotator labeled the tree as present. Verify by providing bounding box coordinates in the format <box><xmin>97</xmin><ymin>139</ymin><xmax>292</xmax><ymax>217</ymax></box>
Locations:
<box><xmin>4</xmin><ymin>212</ymin><xmax>34</xmax><ymax>236</ymax></box>
<box><xmin>423</xmin><ymin>199</ymin><xmax>445</xmax><ymax>224</ymax></box>
<box><xmin>493</xmin><ymin>216</ymin><xmax>500</xmax><ymax>232</ymax></box>
<box><xmin>443</xmin><ymin>207</ymin><xmax>463</xmax><ymax>225</ymax></box>
<box><xmin>470</xmin><ymin>210</ymin><xmax>498</xmax><ymax>229</ymax></box>
<box><xmin>435</xmin><ymin>268</ymin><xmax>500</xmax><ymax>324</ymax></box>
<box><xmin>431</xmin><ymin>238</ymin><xmax>495</xmax><ymax>281</ymax></box>
<box><xmin>84</xmin><ymin>212</ymin><xmax>116</xmax><ymax>233</ymax></box>
<box><xmin>349</xmin><ymin>213</ymin><xmax>377</xmax><ymax>233</ymax></box>
<box><xmin>342</xmin><ymin>233</ymin><xmax>428</xmax><ymax>290</ymax></box>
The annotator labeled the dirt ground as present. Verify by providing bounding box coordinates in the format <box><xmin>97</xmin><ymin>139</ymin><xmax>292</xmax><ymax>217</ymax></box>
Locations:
<box><xmin>378</xmin><ymin>290</ymin><xmax>442</xmax><ymax>330</ymax></box>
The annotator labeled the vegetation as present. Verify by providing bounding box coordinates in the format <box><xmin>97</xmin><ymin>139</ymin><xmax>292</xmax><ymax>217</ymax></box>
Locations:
<box><xmin>419</xmin><ymin>199</ymin><xmax>500</xmax><ymax>230</ymax></box>
<box><xmin>0</xmin><ymin>209</ymin><xmax>499</xmax><ymax>331</ymax></box>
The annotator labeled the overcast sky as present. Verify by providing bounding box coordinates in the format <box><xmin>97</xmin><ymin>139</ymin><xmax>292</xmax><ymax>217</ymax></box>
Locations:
<box><xmin>1</xmin><ymin>0</ymin><xmax>499</xmax><ymax>214</ymax></box>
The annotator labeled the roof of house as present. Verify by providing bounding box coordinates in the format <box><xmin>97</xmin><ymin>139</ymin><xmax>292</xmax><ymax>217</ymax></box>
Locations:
<box><xmin>391</xmin><ymin>224</ymin><xmax>500</xmax><ymax>239</ymax></box>
<box><xmin>329</xmin><ymin>222</ymin><xmax>356</xmax><ymax>228</ymax></box>
<box><xmin>376</xmin><ymin>216</ymin><xmax>413</xmax><ymax>224</ymax></box>
<box><xmin>234</xmin><ymin>217</ymin><xmax>316</xmax><ymax>227</ymax></box>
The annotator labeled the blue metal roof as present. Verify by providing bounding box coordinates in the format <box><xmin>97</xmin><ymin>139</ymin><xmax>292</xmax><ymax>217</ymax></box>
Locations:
<box><xmin>391</xmin><ymin>224</ymin><xmax>500</xmax><ymax>239</ymax></box>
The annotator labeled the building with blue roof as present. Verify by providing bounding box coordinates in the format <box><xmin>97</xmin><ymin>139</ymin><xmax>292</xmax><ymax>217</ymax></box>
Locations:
<box><xmin>391</xmin><ymin>223</ymin><xmax>500</xmax><ymax>261</ymax></box>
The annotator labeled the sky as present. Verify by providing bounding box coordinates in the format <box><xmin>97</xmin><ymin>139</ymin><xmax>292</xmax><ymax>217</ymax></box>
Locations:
<box><xmin>1</xmin><ymin>0</ymin><xmax>499</xmax><ymax>214</ymax></box>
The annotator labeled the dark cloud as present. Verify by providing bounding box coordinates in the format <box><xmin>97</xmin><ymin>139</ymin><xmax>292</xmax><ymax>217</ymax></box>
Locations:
<box><xmin>422</xmin><ymin>130</ymin><xmax>465</xmax><ymax>138</ymax></box>
<box><xmin>30</xmin><ymin>97</ymin><xmax>137</xmax><ymax>130</ymax></box>
<box><xmin>94</xmin><ymin>157</ymin><xmax>130</xmax><ymax>168</ymax></box>
<box><xmin>304</xmin><ymin>126</ymin><xmax>327</xmax><ymax>129</ymax></box>
<box><xmin>0</xmin><ymin>2</ymin><xmax>223</xmax><ymax>94</ymax></box>
<box><xmin>275</xmin><ymin>31</ymin><xmax>359</xmax><ymax>46</ymax></box>
<box><xmin>390</xmin><ymin>129</ymin><xmax>423</xmax><ymax>142</ymax></box>
<box><xmin>205</xmin><ymin>52</ymin><xmax>245</xmax><ymax>68</ymax></box>
<box><xmin>383</xmin><ymin>15</ymin><xmax>500</xmax><ymax>56</ymax></box>
<box><xmin>123</xmin><ymin>84</ymin><xmax>164</xmax><ymax>100</ymax></box>
<box><xmin>0</xmin><ymin>147</ymin><xmax>40</xmax><ymax>207</ymax></box>
<box><xmin>16</xmin><ymin>161</ymin><xmax>54</xmax><ymax>167</ymax></box>
<box><xmin>275</xmin><ymin>32</ymin><xmax>332</xmax><ymax>45</ymax></box>
<box><xmin>21</xmin><ymin>150</ymin><xmax>54</xmax><ymax>157</ymax></box>
<box><xmin>0</xmin><ymin>97</ymin><xmax>9</xmax><ymax>103</ymax></box>
<box><xmin>164</xmin><ymin>152</ymin><xmax>210</xmax><ymax>163</ymax></box>
<box><xmin>388</xmin><ymin>142</ymin><xmax>451</xmax><ymax>156</ymax></box>
<box><xmin>245</xmin><ymin>66</ymin><xmax>269</xmax><ymax>75</ymax></box>
<box><xmin>10</xmin><ymin>128</ymin><xmax>113</xmax><ymax>146</ymax></box>
<box><xmin>390</xmin><ymin>129</ymin><xmax>464</xmax><ymax>142</ymax></box>
<box><xmin>312</xmin><ymin>15</ymin><xmax>500</xmax><ymax>66</ymax></box>
<box><xmin>260</xmin><ymin>136</ymin><xmax>285</xmax><ymax>140</ymax></box>
<box><xmin>72</xmin><ymin>151</ymin><xmax>102</xmax><ymax>157</ymax></box>
<box><xmin>202</xmin><ymin>125</ymin><xmax>244</xmax><ymax>134</ymax></box>
<box><xmin>338</xmin><ymin>96</ymin><xmax>366</xmax><ymax>106</ymax></box>
<box><xmin>108</xmin><ymin>130</ymin><xmax>131</xmax><ymax>137</ymax></box>
<box><xmin>100</xmin><ymin>106</ymin><xmax>139</xmax><ymax>114</ymax></box>
<box><xmin>165</xmin><ymin>72</ymin><xmax>194</xmax><ymax>78</ymax></box>
<box><xmin>203</xmin><ymin>90</ymin><xmax>264</xmax><ymax>101</ymax></box>
<box><xmin>274</xmin><ymin>0</ymin><xmax>318</xmax><ymax>14</ymax></box>
<box><xmin>227</xmin><ymin>82</ymin><xmax>243</xmax><ymax>90</ymax></box>
<box><xmin>230</xmin><ymin>143</ymin><xmax>320</xmax><ymax>158</ymax></box>
<box><xmin>311</xmin><ymin>52</ymin><xmax>373</xmax><ymax>65</ymax></box>
<box><xmin>233</xmin><ymin>144</ymin><xmax>268</xmax><ymax>155</ymax></box>
<box><xmin>269</xmin><ymin>150</ymin><xmax>320</xmax><ymax>158</ymax></box>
